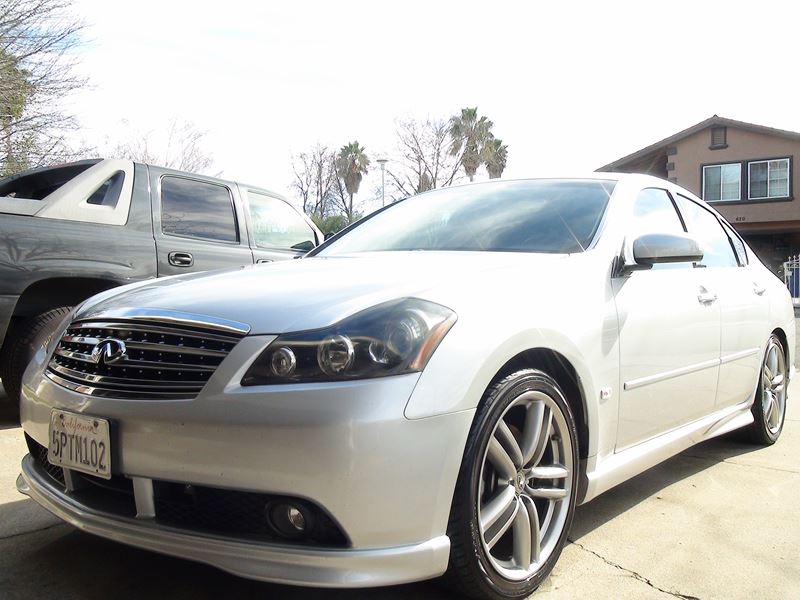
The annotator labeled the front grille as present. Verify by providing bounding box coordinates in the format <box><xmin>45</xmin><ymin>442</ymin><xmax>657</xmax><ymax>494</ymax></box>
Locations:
<box><xmin>45</xmin><ymin>318</ymin><xmax>245</xmax><ymax>400</ymax></box>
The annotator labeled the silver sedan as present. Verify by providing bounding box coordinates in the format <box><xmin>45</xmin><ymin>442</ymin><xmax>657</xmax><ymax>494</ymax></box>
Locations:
<box><xmin>18</xmin><ymin>175</ymin><xmax>794</xmax><ymax>599</ymax></box>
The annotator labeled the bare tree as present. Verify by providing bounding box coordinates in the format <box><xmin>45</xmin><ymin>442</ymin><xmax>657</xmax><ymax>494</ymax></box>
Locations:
<box><xmin>290</xmin><ymin>144</ymin><xmax>353</xmax><ymax>220</ymax></box>
<box><xmin>0</xmin><ymin>0</ymin><xmax>87</xmax><ymax>176</ymax></box>
<box><xmin>109</xmin><ymin>118</ymin><xmax>215</xmax><ymax>174</ymax></box>
<box><xmin>386</xmin><ymin>118</ymin><xmax>463</xmax><ymax>199</ymax></box>
<box><xmin>291</xmin><ymin>145</ymin><xmax>339</xmax><ymax>216</ymax></box>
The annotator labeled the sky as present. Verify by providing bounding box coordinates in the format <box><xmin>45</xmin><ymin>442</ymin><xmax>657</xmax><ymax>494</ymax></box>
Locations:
<box><xmin>67</xmin><ymin>0</ymin><xmax>800</xmax><ymax>214</ymax></box>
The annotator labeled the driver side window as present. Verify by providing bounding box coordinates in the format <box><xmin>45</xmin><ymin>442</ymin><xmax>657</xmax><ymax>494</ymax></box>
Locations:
<box><xmin>630</xmin><ymin>188</ymin><xmax>689</xmax><ymax>270</ymax></box>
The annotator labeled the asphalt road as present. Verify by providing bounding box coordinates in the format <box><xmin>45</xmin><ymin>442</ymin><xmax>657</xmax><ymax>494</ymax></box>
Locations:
<box><xmin>1</xmin><ymin>382</ymin><xmax>798</xmax><ymax>600</ymax></box>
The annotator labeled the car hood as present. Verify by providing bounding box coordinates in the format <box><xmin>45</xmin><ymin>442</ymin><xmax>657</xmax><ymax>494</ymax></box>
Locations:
<box><xmin>78</xmin><ymin>252</ymin><xmax>569</xmax><ymax>334</ymax></box>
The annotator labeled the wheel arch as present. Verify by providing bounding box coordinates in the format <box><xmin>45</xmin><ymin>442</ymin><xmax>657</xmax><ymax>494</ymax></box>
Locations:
<box><xmin>9</xmin><ymin>277</ymin><xmax>120</xmax><ymax>321</ymax></box>
<box><xmin>771</xmin><ymin>327</ymin><xmax>790</xmax><ymax>366</ymax></box>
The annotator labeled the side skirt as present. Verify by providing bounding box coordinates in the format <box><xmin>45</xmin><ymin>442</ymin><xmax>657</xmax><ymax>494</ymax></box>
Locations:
<box><xmin>580</xmin><ymin>400</ymin><xmax>754</xmax><ymax>504</ymax></box>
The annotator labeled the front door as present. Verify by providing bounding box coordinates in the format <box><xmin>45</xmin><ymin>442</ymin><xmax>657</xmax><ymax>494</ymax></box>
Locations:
<box><xmin>613</xmin><ymin>188</ymin><xmax>721</xmax><ymax>450</ymax></box>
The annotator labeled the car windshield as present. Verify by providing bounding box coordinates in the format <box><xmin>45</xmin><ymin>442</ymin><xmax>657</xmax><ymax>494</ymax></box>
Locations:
<box><xmin>318</xmin><ymin>179</ymin><xmax>616</xmax><ymax>255</ymax></box>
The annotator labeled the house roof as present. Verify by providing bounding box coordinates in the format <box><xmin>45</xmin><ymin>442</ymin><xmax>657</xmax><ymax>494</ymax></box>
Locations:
<box><xmin>597</xmin><ymin>115</ymin><xmax>800</xmax><ymax>172</ymax></box>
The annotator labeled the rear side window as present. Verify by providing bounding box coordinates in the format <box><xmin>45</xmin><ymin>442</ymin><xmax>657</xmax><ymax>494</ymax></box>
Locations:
<box><xmin>721</xmin><ymin>221</ymin><xmax>748</xmax><ymax>266</ymax></box>
<box><xmin>161</xmin><ymin>176</ymin><xmax>238</xmax><ymax>243</ymax></box>
<box><xmin>674</xmin><ymin>195</ymin><xmax>737</xmax><ymax>268</ymax></box>
<box><xmin>86</xmin><ymin>171</ymin><xmax>125</xmax><ymax>208</ymax></box>
<box><xmin>247</xmin><ymin>191</ymin><xmax>316</xmax><ymax>251</ymax></box>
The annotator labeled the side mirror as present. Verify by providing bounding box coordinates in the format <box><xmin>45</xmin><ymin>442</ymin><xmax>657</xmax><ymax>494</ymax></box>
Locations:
<box><xmin>631</xmin><ymin>232</ymin><xmax>704</xmax><ymax>266</ymax></box>
<box><xmin>324</xmin><ymin>231</ymin><xmax>336</xmax><ymax>241</ymax></box>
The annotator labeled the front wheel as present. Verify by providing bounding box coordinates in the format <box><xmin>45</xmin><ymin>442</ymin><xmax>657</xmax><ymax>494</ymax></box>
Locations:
<box><xmin>744</xmin><ymin>334</ymin><xmax>788</xmax><ymax>445</ymax></box>
<box><xmin>444</xmin><ymin>369</ymin><xmax>578</xmax><ymax>600</ymax></box>
<box><xmin>0</xmin><ymin>307</ymin><xmax>72</xmax><ymax>410</ymax></box>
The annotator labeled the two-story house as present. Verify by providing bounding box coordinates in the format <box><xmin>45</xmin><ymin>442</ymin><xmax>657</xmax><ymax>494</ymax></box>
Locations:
<box><xmin>597</xmin><ymin>115</ymin><xmax>800</xmax><ymax>273</ymax></box>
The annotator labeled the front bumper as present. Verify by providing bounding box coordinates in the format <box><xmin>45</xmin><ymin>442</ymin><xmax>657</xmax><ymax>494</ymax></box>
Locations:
<box><xmin>20</xmin><ymin>335</ymin><xmax>475</xmax><ymax>586</ymax></box>
<box><xmin>17</xmin><ymin>456</ymin><xmax>450</xmax><ymax>587</ymax></box>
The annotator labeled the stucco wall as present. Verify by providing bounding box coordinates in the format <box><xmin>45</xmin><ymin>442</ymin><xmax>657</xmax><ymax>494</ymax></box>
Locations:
<box><xmin>672</xmin><ymin>127</ymin><xmax>800</xmax><ymax>230</ymax></box>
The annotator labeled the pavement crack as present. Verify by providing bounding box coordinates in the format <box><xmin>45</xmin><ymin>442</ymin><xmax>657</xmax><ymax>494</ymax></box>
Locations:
<box><xmin>568</xmin><ymin>538</ymin><xmax>701</xmax><ymax>600</ymax></box>
<box><xmin>0</xmin><ymin>522</ymin><xmax>66</xmax><ymax>542</ymax></box>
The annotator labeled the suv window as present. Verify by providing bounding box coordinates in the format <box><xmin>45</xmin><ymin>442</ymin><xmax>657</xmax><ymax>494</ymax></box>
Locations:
<box><xmin>674</xmin><ymin>194</ymin><xmax>737</xmax><ymax>268</ymax></box>
<box><xmin>161</xmin><ymin>176</ymin><xmax>238</xmax><ymax>243</ymax></box>
<box><xmin>247</xmin><ymin>191</ymin><xmax>316</xmax><ymax>252</ymax></box>
<box><xmin>86</xmin><ymin>171</ymin><xmax>125</xmax><ymax>208</ymax></box>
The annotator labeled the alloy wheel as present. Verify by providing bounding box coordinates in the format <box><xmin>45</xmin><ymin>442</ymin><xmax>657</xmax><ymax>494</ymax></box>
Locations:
<box><xmin>477</xmin><ymin>390</ymin><xmax>573</xmax><ymax>581</ymax></box>
<box><xmin>762</xmin><ymin>338</ymin><xmax>787</xmax><ymax>435</ymax></box>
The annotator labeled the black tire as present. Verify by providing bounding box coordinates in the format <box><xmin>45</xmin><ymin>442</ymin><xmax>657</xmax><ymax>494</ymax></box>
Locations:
<box><xmin>0</xmin><ymin>307</ymin><xmax>72</xmax><ymax>409</ymax></box>
<box><xmin>443</xmin><ymin>369</ymin><xmax>579</xmax><ymax>600</ymax></box>
<box><xmin>743</xmin><ymin>334</ymin><xmax>788</xmax><ymax>445</ymax></box>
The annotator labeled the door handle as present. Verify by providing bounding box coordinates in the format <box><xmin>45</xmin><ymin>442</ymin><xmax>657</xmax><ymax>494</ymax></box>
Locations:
<box><xmin>256</xmin><ymin>258</ymin><xmax>273</xmax><ymax>264</ymax></box>
<box><xmin>753</xmin><ymin>283</ymin><xmax>766</xmax><ymax>296</ymax></box>
<box><xmin>168</xmin><ymin>251</ymin><xmax>194</xmax><ymax>267</ymax></box>
<box><xmin>697</xmin><ymin>288</ymin><xmax>717</xmax><ymax>304</ymax></box>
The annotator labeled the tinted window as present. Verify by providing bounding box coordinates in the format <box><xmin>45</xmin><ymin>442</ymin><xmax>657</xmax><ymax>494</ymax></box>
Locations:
<box><xmin>721</xmin><ymin>221</ymin><xmax>747</xmax><ymax>266</ymax></box>
<box><xmin>674</xmin><ymin>195</ymin><xmax>737</xmax><ymax>268</ymax></box>
<box><xmin>161</xmin><ymin>177</ymin><xmax>238</xmax><ymax>243</ymax></box>
<box><xmin>630</xmin><ymin>188</ymin><xmax>685</xmax><ymax>236</ymax></box>
<box><xmin>248</xmin><ymin>191</ymin><xmax>316</xmax><ymax>251</ymax></box>
<box><xmin>86</xmin><ymin>171</ymin><xmax>124</xmax><ymax>208</ymax></box>
<box><xmin>319</xmin><ymin>179</ymin><xmax>615</xmax><ymax>255</ymax></box>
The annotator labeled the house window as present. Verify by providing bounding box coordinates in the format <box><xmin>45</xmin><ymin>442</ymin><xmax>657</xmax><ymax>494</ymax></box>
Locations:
<box><xmin>710</xmin><ymin>126</ymin><xmax>727</xmax><ymax>149</ymax></box>
<box><xmin>748</xmin><ymin>158</ymin><xmax>790</xmax><ymax>199</ymax></box>
<box><xmin>702</xmin><ymin>163</ymin><xmax>741</xmax><ymax>201</ymax></box>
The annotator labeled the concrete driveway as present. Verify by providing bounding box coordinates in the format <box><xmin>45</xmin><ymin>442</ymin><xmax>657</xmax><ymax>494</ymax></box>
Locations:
<box><xmin>1</xmin><ymin>382</ymin><xmax>798</xmax><ymax>600</ymax></box>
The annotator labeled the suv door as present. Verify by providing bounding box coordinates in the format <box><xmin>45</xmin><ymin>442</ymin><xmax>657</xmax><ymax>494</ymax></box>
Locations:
<box><xmin>243</xmin><ymin>187</ymin><xmax>319</xmax><ymax>262</ymax></box>
<box><xmin>152</xmin><ymin>171</ymin><xmax>253</xmax><ymax>276</ymax></box>
<box><xmin>613</xmin><ymin>188</ymin><xmax>721</xmax><ymax>450</ymax></box>
<box><xmin>673</xmin><ymin>193</ymin><xmax>769</xmax><ymax>411</ymax></box>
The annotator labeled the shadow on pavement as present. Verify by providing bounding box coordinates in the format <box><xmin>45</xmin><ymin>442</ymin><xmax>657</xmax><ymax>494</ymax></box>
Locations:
<box><xmin>570</xmin><ymin>432</ymin><xmax>763</xmax><ymax>540</ymax></box>
<box><xmin>0</xmin><ymin>383</ymin><xmax>20</xmax><ymax>430</ymax></box>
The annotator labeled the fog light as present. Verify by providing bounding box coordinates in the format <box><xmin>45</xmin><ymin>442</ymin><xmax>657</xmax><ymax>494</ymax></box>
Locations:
<box><xmin>267</xmin><ymin>502</ymin><xmax>313</xmax><ymax>539</ymax></box>
<box><xmin>270</xmin><ymin>347</ymin><xmax>297</xmax><ymax>377</ymax></box>
<box><xmin>287</xmin><ymin>506</ymin><xmax>306</xmax><ymax>531</ymax></box>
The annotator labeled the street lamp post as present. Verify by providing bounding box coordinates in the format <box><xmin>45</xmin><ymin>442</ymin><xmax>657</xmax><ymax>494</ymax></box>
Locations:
<box><xmin>377</xmin><ymin>158</ymin><xmax>388</xmax><ymax>207</ymax></box>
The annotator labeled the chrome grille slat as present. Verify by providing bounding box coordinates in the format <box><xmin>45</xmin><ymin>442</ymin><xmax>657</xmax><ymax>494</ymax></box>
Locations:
<box><xmin>69</xmin><ymin>321</ymin><xmax>241</xmax><ymax>344</ymax></box>
<box><xmin>45</xmin><ymin>371</ymin><xmax>203</xmax><ymax>399</ymax></box>
<box><xmin>46</xmin><ymin>317</ymin><xmax>245</xmax><ymax>400</ymax></box>
<box><xmin>48</xmin><ymin>363</ymin><xmax>207</xmax><ymax>390</ymax></box>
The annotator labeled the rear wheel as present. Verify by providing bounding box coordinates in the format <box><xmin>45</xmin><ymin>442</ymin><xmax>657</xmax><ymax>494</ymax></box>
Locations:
<box><xmin>444</xmin><ymin>369</ymin><xmax>578</xmax><ymax>600</ymax></box>
<box><xmin>744</xmin><ymin>334</ymin><xmax>787</xmax><ymax>445</ymax></box>
<box><xmin>0</xmin><ymin>307</ymin><xmax>71</xmax><ymax>410</ymax></box>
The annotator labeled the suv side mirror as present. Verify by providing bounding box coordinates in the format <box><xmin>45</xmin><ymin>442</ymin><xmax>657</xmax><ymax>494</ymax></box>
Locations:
<box><xmin>632</xmin><ymin>233</ymin><xmax>704</xmax><ymax>266</ymax></box>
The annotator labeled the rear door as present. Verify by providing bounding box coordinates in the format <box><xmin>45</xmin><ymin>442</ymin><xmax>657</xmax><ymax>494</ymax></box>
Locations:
<box><xmin>673</xmin><ymin>193</ymin><xmax>769</xmax><ymax>410</ymax></box>
<box><xmin>242</xmin><ymin>187</ymin><xmax>320</xmax><ymax>263</ymax></box>
<box><xmin>151</xmin><ymin>170</ymin><xmax>253</xmax><ymax>276</ymax></box>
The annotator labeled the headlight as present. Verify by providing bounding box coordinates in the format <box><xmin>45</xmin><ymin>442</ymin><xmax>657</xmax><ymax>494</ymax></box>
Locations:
<box><xmin>241</xmin><ymin>298</ymin><xmax>457</xmax><ymax>385</ymax></box>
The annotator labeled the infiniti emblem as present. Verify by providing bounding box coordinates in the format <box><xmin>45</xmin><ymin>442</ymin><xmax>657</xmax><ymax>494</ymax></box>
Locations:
<box><xmin>91</xmin><ymin>338</ymin><xmax>127</xmax><ymax>365</ymax></box>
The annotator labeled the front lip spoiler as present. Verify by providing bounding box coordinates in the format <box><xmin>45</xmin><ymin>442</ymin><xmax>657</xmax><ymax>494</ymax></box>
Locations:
<box><xmin>16</xmin><ymin>455</ymin><xmax>450</xmax><ymax>588</ymax></box>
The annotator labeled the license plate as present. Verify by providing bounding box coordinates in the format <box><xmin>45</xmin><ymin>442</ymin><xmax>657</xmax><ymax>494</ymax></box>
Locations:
<box><xmin>48</xmin><ymin>410</ymin><xmax>112</xmax><ymax>479</ymax></box>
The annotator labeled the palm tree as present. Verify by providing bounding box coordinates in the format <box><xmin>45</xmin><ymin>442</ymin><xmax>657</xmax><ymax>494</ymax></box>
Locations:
<box><xmin>448</xmin><ymin>107</ymin><xmax>493</xmax><ymax>182</ymax></box>
<box><xmin>335</xmin><ymin>141</ymin><xmax>370</xmax><ymax>222</ymax></box>
<box><xmin>484</xmin><ymin>137</ymin><xmax>509</xmax><ymax>179</ymax></box>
